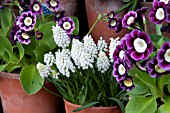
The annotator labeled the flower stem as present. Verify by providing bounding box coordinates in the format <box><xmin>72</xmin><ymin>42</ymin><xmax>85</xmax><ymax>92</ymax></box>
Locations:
<box><xmin>87</xmin><ymin>14</ymin><xmax>102</xmax><ymax>35</ymax></box>
<box><xmin>156</xmin><ymin>24</ymin><xmax>162</xmax><ymax>36</ymax></box>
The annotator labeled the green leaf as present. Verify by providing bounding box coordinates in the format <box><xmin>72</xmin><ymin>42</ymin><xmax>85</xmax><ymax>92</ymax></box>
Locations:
<box><xmin>157</xmin><ymin>37</ymin><xmax>164</xmax><ymax>49</ymax></box>
<box><xmin>38</xmin><ymin>21</ymin><xmax>56</xmax><ymax>50</ymax></box>
<box><xmin>0</xmin><ymin>27</ymin><xmax>10</xmax><ymax>37</ymax></box>
<box><xmin>156</xmin><ymin>102</ymin><xmax>170</xmax><ymax>113</ymax></box>
<box><xmin>109</xmin><ymin>98</ymin><xmax>125</xmax><ymax>113</ymax></box>
<box><xmin>20</xmin><ymin>64</ymin><xmax>44</xmax><ymax>94</ymax></box>
<box><xmin>33</xmin><ymin>43</ymin><xmax>50</xmax><ymax>62</ymax></box>
<box><xmin>123</xmin><ymin>0</ymin><xmax>131</xmax><ymax>2</ymax></box>
<box><xmin>73</xmin><ymin>102</ymin><xmax>99</xmax><ymax>112</ymax></box>
<box><xmin>157</xmin><ymin>75</ymin><xmax>170</xmax><ymax>92</ymax></box>
<box><xmin>149</xmin><ymin>34</ymin><xmax>170</xmax><ymax>43</ymax></box>
<box><xmin>16</xmin><ymin>42</ymin><xmax>25</xmax><ymax>63</ymax></box>
<box><xmin>125</xmin><ymin>96</ymin><xmax>157</xmax><ymax>113</ymax></box>
<box><xmin>0</xmin><ymin>7</ymin><xmax>12</xmax><ymax>28</ymax></box>
<box><xmin>71</xmin><ymin>16</ymin><xmax>79</xmax><ymax>35</ymax></box>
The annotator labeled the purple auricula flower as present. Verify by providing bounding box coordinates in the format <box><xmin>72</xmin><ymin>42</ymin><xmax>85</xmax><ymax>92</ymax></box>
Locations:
<box><xmin>30</xmin><ymin>1</ymin><xmax>42</xmax><ymax>15</ymax></box>
<box><xmin>46</xmin><ymin>0</ymin><xmax>60</xmax><ymax>11</ymax></box>
<box><xmin>157</xmin><ymin>42</ymin><xmax>170</xmax><ymax>70</ymax></box>
<box><xmin>10</xmin><ymin>27</ymin><xmax>19</xmax><ymax>44</ymax></box>
<box><xmin>122</xmin><ymin>11</ymin><xmax>137</xmax><ymax>28</ymax></box>
<box><xmin>147</xmin><ymin>57</ymin><xmax>169</xmax><ymax>78</ymax></box>
<box><xmin>161</xmin><ymin>23</ymin><xmax>170</xmax><ymax>33</ymax></box>
<box><xmin>125</xmin><ymin>29</ymin><xmax>154</xmax><ymax>61</ymax></box>
<box><xmin>16</xmin><ymin>30</ymin><xmax>31</xmax><ymax>45</ymax></box>
<box><xmin>108</xmin><ymin>18</ymin><xmax>117</xmax><ymax>30</ymax></box>
<box><xmin>149</xmin><ymin>1</ymin><xmax>166</xmax><ymax>24</ymax></box>
<box><xmin>107</xmin><ymin>11</ymin><xmax>117</xmax><ymax>19</ymax></box>
<box><xmin>59</xmin><ymin>17</ymin><xmax>75</xmax><ymax>34</ymax></box>
<box><xmin>18</xmin><ymin>11</ymin><xmax>36</xmax><ymax>31</ymax></box>
<box><xmin>136</xmin><ymin>7</ymin><xmax>148</xmax><ymax>14</ymax></box>
<box><xmin>35</xmin><ymin>31</ymin><xmax>44</xmax><ymax>40</ymax></box>
<box><xmin>153</xmin><ymin>0</ymin><xmax>170</xmax><ymax>5</ymax></box>
<box><xmin>119</xmin><ymin>77</ymin><xmax>135</xmax><ymax>91</ymax></box>
<box><xmin>54</xmin><ymin>10</ymin><xmax>65</xmax><ymax>22</ymax></box>
<box><xmin>113</xmin><ymin>58</ymin><xmax>128</xmax><ymax>82</ymax></box>
<box><xmin>116</xmin><ymin>18</ymin><xmax>123</xmax><ymax>33</ymax></box>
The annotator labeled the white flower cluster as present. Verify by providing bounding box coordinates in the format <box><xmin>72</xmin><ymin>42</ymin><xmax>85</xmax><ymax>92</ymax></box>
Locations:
<box><xmin>71</xmin><ymin>39</ymin><xmax>84</xmax><ymax>68</ymax></box>
<box><xmin>55</xmin><ymin>49</ymin><xmax>75</xmax><ymax>77</ymax></box>
<box><xmin>44</xmin><ymin>52</ymin><xmax>55</xmax><ymax>66</ymax></box>
<box><xmin>36</xmin><ymin>62</ymin><xmax>52</xmax><ymax>78</ymax></box>
<box><xmin>52</xmin><ymin>24</ymin><xmax>70</xmax><ymax>48</ymax></box>
<box><xmin>97</xmin><ymin>51</ymin><xmax>110</xmax><ymax>73</ymax></box>
<box><xmin>97</xmin><ymin>37</ymin><xmax>108</xmax><ymax>52</ymax></box>
<box><xmin>109</xmin><ymin>37</ymin><xmax>120</xmax><ymax>62</ymax></box>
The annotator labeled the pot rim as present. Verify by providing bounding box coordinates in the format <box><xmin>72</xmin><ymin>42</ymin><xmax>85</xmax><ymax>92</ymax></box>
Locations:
<box><xmin>0</xmin><ymin>72</ymin><xmax>20</xmax><ymax>80</ymax></box>
<box><xmin>64</xmin><ymin>99</ymin><xmax>120</xmax><ymax>110</ymax></box>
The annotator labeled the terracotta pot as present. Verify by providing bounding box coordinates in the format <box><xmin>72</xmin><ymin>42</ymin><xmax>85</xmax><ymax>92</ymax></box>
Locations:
<box><xmin>64</xmin><ymin>99</ymin><xmax>122</xmax><ymax>113</ymax></box>
<box><xmin>85</xmin><ymin>0</ymin><xmax>129</xmax><ymax>44</ymax></box>
<box><xmin>140</xmin><ymin>2</ymin><xmax>170</xmax><ymax>38</ymax></box>
<box><xmin>0</xmin><ymin>72</ymin><xmax>65</xmax><ymax>113</ymax></box>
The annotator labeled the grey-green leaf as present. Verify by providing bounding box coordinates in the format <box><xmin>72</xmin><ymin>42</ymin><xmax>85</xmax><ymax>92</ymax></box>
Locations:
<box><xmin>156</xmin><ymin>102</ymin><xmax>170</xmax><ymax>113</ymax></box>
<box><xmin>0</xmin><ymin>7</ymin><xmax>12</xmax><ymax>28</ymax></box>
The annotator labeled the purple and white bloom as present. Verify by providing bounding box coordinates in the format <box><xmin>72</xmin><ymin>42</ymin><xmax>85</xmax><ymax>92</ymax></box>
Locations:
<box><xmin>44</xmin><ymin>52</ymin><xmax>55</xmax><ymax>66</ymax></box>
<box><xmin>113</xmin><ymin>58</ymin><xmax>128</xmax><ymax>81</ymax></box>
<box><xmin>122</xmin><ymin>11</ymin><xmax>137</xmax><ymax>28</ymax></box>
<box><xmin>97</xmin><ymin>37</ymin><xmax>108</xmax><ymax>52</ymax></box>
<box><xmin>136</xmin><ymin>7</ymin><xmax>148</xmax><ymax>15</ymax></box>
<box><xmin>116</xmin><ymin>18</ymin><xmax>123</xmax><ymax>33</ymax></box>
<box><xmin>46</xmin><ymin>0</ymin><xmax>60</xmax><ymax>11</ymax></box>
<box><xmin>35</xmin><ymin>31</ymin><xmax>44</xmax><ymax>40</ymax></box>
<box><xmin>52</xmin><ymin>23</ymin><xmax>70</xmax><ymax>48</ymax></box>
<box><xmin>108</xmin><ymin>18</ymin><xmax>117</xmax><ymax>30</ymax></box>
<box><xmin>125</xmin><ymin>29</ymin><xmax>154</xmax><ymax>61</ymax></box>
<box><xmin>119</xmin><ymin>77</ymin><xmax>135</xmax><ymax>91</ymax></box>
<box><xmin>109</xmin><ymin>37</ymin><xmax>120</xmax><ymax>62</ymax></box>
<box><xmin>16</xmin><ymin>30</ymin><xmax>31</xmax><ymax>45</ymax></box>
<box><xmin>153</xmin><ymin>0</ymin><xmax>170</xmax><ymax>5</ymax></box>
<box><xmin>18</xmin><ymin>11</ymin><xmax>36</xmax><ymax>31</ymax></box>
<box><xmin>147</xmin><ymin>57</ymin><xmax>169</xmax><ymax>78</ymax></box>
<box><xmin>97</xmin><ymin>51</ymin><xmax>110</xmax><ymax>73</ymax></box>
<box><xmin>30</xmin><ymin>1</ymin><xmax>42</xmax><ymax>15</ymax></box>
<box><xmin>113</xmin><ymin>44</ymin><xmax>126</xmax><ymax>61</ymax></box>
<box><xmin>157</xmin><ymin>42</ymin><xmax>170</xmax><ymax>70</ymax></box>
<box><xmin>107</xmin><ymin>11</ymin><xmax>116</xmax><ymax>19</ymax></box>
<box><xmin>54</xmin><ymin>10</ymin><xmax>65</xmax><ymax>22</ymax></box>
<box><xmin>59</xmin><ymin>17</ymin><xmax>75</xmax><ymax>34</ymax></box>
<box><xmin>10</xmin><ymin>25</ymin><xmax>19</xmax><ymax>44</ymax></box>
<box><xmin>36</xmin><ymin>62</ymin><xmax>52</xmax><ymax>78</ymax></box>
<box><xmin>149</xmin><ymin>1</ymin><xmax>166</xmax><ymax>24</ymax></box>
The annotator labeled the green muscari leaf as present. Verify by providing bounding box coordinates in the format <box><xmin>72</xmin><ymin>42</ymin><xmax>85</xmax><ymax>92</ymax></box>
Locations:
<box><xmin>0</xmin><ymin>7</ymin><xmax>12</xmax><ymax>28</ymax></box>
<box><xmin>71</xmin><ymin>16</ymin><xmax>79</xmax><ymax>35</ymax></box>
<box><xmin>156</xmin><ymin>102</ymin><xmax>170</xmax><ymax>113</ymax></box>
<box><xmin>33</xmin><ymin>43</ymin><xmax>50</xmax><ymax>63</ymax></box>
<box><xmin>20</xmin><ymin>64</ymin><xmax>44</xmax><ymax>94</ymax></box>
<box><xmin>73</xmin><ymin>102</ymin><xmax>100</xmax><ymax>112</ymax></box>
<box><xmin>125</xmin><ymin>96</ymin><xmax>157</xmax><ymax>113</ymax></box>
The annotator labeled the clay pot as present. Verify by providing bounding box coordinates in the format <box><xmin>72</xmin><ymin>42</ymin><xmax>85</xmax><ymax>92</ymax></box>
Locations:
<box><xmin>64</xmin><ymin>99</ymin><xmax>122</xmax><ymax>113</ymax></box>
<box><xmin>0</xmin><ymin>72</ymin><xmax>65</xmax><ymax>113</ymax></box>
<box><xmin>140</xmin><ymin>2</ymin><xmax>170</xmax><ymax>38</ymax></box>
<box><xmin>85</xmin><ymin>0</ymin><xmax>129</xmax><ymax>44</ymax></box>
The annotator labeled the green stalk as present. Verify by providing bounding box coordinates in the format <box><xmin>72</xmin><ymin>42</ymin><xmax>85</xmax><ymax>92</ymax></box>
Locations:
<box><xmin>132</xmin><ymin>0</ymin><xmax>139</xmax><ymax>11</ymax></box>
<box><xmin>156</xmin><ymin>24</ymin><xmax>162</xmax><ymax>36</ymax></box>
<box><xmin>115</xmin><ymin>0</ymin><xmax>135</xmax><ymax>13</ymax></box>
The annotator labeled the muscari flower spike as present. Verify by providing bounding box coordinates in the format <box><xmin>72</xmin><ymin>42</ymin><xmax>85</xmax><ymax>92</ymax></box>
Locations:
<box><xmin>125</xmin><ymin>29</ymin><xmax>154</xmax><ymax>61</ymax></box>
<box><xmin>46</xmin><ymin>0</ymin><xmax>60</xmax><ymax>11</ymax></box>
<box><xmin>157</xmin><ymin>42</ymin><xmax>170</xmax><ymax>70</ymax></box>
<box><xmin>42</xmin><ymin>4</ymin><xmax>53</xmax><ymax>15</ymax></box>
<box><xmin>147</xmin><ymin>57</ymin><xmax>169</xmax><ymax>78</ymax></box>
<box><xmin>149</xmin><ymin>1</ymin><xmax>166</xmax><ymax>24</ymax></box>
<box><xmin>18</xmin><ymin>11</ymin><xmax>36</xmax><ymax>31</ymax></box>
<box><xmin>30</xmin><ymin>0</ymin><xmax>42</xmax><ymax>15</ymax></box>
<box><xmin>122</xmin><ymin>11</ymin><xmax>137</xmax><ymax>28</ymax></box>
<box><xmin>119</xmin><ymin>77</ymin><xmax>135</xmax><ymax>91</ymax></box>
<box><xmin>54</xmin><ymin>10</ymin><xmax>65</xmax><ymax>22</ymax></box>
<box><xmin>59</xmin><ymin>17</ymin><xmax>75</xmax><ymax>34</ymax></box>
<box><xmin>16</xmin><ymin>30</ymin><xmax>31</xmax><ymax>45</ymax></box>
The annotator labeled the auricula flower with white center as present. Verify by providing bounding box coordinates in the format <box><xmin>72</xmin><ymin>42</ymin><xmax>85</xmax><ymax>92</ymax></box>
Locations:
<box><xmin>122</xmin><ymin>11</ymin><xmax>137</xmax><ymax>28</ymax></box>
<box><xmin>36</xmin><ymin>62</ymin><xmax>52</xmax><ymax>78</ymax></box>
<box><xmin>97</xmin><ymin>37</ymin><xmax>108</xmax><ymax>52</ymax></box>
<box><xmin>109</xmin><ymin>37</ymin><xmax>120</xmax><ymax>62</ymax></box>
<box><xmin>97</xmin><ymin>51</ymin><xmax>110</xmax><ymax>73</ymax></box>
<box><xmin>16</xmin><ymin>30</ymin><xmax>31</xmax><ymax>45</ymax></box>
<box><xmin>46</xmin><ymin>0</ymin><xmax>60</xmax><ymax>11</ymax></box>
<box><xmin>18</xmin><ymin>11</ymin><xmax>36</xmax><ymax>31</ymax></box>
<box><xmin>119</xmin><ymin>77</ymin><xmax>135</xmax><ymax>91</ymax></box>
<box><xmin>44</xmin><ymin>52</ymin><xmax>55</xmax><ymax>66</ymax></box>
<box><xmin>154</xmin><ymin>0</ymin><xmax>170</xmax><ymax>4</ymax></box>
<box><xmin>52</xmin><ymin>23</ymin><xmax>70</xmax><ymax>48</ymax></box>
<box><xmin>30</xmin><ymin>1</ymin><xmax>42</xmax><ymax>15</ymax></box>
<box><xmin>55</xmin><ymin>49</ymin><xmax>75</xmax><ymax>77</ymax></box>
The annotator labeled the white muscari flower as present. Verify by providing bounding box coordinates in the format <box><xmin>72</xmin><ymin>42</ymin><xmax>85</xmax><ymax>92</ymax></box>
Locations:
<box><xmin>71</xmin><ymin>39</ymin><xmax>84</xmax><ymax>68</ymax></box>
<box><xmin>51</xmin><ymin>70</ymin><xmax>59</xmax><ymax>79</ymax></box>
<box><xmin>97</xmin><ymin>37</ymin><xmax>108</xmax><ymax>52</ymax></box>
<box><xmin>55</xmin><ymin>49</ymin><xmax>75</xmax><ymax>77</ymax></box>
<box><xmin>80</xmin><ymin>51</ymin><xmax>94</xmax><ymax>70</ymax></box>
<box><xmin>97</xmin><ymin>51</ymin><xmax>111</xmax><ymax>73</ymax></box>
<box><xmin>52</xmin><ymin>23</ymin><xmax>70</xmax><ymax>48</ymax></box>
<box><xmin>109</xmin><ymin>37</ymin><xmax>120</xmax><ymax>62</ymax></box>
<box><xmin>36</xmin><ymin>62</ymin><xmax>52</xmax><ymax>78</ymax></box>
<box><xmin>44</xmin><ymin>52</ymin><xmax>55</xmax><ymax>66</ymax></box>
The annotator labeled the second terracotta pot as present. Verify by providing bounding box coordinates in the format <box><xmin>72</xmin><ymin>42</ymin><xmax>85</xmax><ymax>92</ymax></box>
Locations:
<box><xmin>85</xmin><ymin>0</ymin><xmax>129</xmax><ymax>44</ymax></box>
<box><xmin>64</xmin><ymin>99</ymin><xmax>122</xmax><ymax>113</ymax></box>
